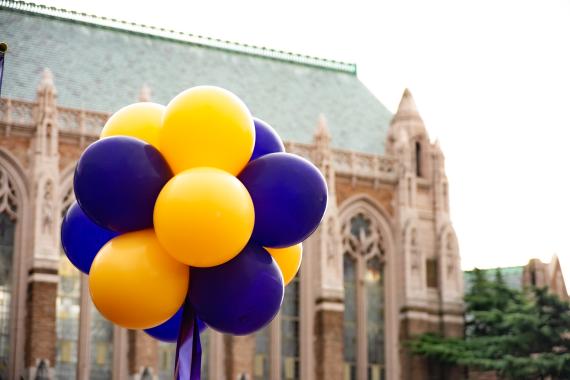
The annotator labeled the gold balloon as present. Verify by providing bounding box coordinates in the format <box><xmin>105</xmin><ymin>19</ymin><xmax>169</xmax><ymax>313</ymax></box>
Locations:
<box><xmin>89</xmin><ymin>229</ymin><xmax>189</xmax><ymax>329</ymax></box>
<box><xmin>159</xmin><ymin>86</ymin><xmax>255</xmax><ymax>175</ymax></box>
<box><xmin>100</xmin><ymin>102</ymin><xmax>165</xmax><ymax>148</ymax></box>
<box><xmin>154</xmin><ymin>167</ymin><xmax>255</xmax><ymax>267</ymax></box>
<box><xmin>265</xmin><ymin>243</ymin><xmax>303</xmax><ymax>285</ymax></box>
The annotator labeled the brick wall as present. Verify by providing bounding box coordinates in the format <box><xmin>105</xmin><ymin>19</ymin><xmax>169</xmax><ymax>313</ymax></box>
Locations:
<box><xmin>224</xmin><ymin>334</ymin><xmax>255</xmax><ymax>379</ymax></box>
<box><xmin>314</xmin><ymin>308</ymin><xmax>343</xmax><ymax>380</ymax></box>
<box><xmin>127</xmin><ymin>330</ymin><xmax>159</xmax><ymax>376</ymax></box>
<box><xmin>336</xmin><ymin>180</ymin><xmax>394</xmax><ymax>217</ymax></box>
<box><xmin>25</xmin><ymin>278</ymin><xmax>57</xmax><ymax>367</ymax></box>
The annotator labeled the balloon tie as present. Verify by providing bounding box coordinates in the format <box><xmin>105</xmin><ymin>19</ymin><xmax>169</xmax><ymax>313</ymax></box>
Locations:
<box><xmin>174</xmin><ymin>299</ymin><xmax>202</xmax><ymax>380</ymax></box>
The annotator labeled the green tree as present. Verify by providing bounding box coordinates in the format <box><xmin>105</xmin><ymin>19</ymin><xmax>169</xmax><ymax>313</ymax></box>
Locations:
<box><xmin>409</xmin><ymin>269</ymin><xmax>570</xmax><ymax>380</ymax></box>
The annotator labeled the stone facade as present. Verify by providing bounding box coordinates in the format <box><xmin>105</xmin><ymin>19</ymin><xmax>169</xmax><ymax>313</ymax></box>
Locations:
<box><xmin>0</xmin><ymin>3</ymin><xmax>467</xmax><ymax>379</ymax></box>
<box><xmin>0</xmin><ymin>71</ymin><xmax>465</xmax><ymax>379</ymax></box>
<box><xmin>523</xmin><ymin>256</ymin><xmax>569</xmax><ymax>300</ymax></box>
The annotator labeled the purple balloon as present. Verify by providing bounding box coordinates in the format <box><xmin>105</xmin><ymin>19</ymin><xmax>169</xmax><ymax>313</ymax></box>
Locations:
<box><xmin>238</xmin><ymin>152</ymin><xmax>328</xmax><ymax>248</ymax></box>
<box><xmin>189</xmin><ymin>242</ymin><xmax>284</xmax><ymax>335</ymax></box>
<box><xmin>74</xmin><ymin>136</ymin><xmax>172</xmax><ymax>233</ymax></box>
<box><xmin>61</xmin><ymin>202</ymin><xmax>119</xmax><ymax>274</ymax></box>
<box><xmin>250</xmin><ymin>118</ymin><xmax>285</xmax><ymax>161</ymax></box>
<box><xmin>145</xmin><ymin>307</ymin><xmax>207</xmax><ymax>343</ymax></box>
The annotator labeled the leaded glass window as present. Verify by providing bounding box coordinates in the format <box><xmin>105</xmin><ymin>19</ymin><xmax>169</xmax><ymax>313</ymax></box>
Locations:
<box><xmin>89</xmin><ymin>303</ymin><xmax>114</xmax><ymax>380</ymax></box>
<box><xmin>0</xmin><ymin>213</ymin><xmax>14</xmax><ymax>378</ymax></box>
<box><xmin>366</xmin><ymin>256</ymin><xmax>384</xmax><ymax>380</ymax></box>
<box><xmin>0</xmin><ymin>167</ymin><xmax>17</xmax><ymax>379</ymax></box>
<box><xmin>281</xmin><ymin>274</ymin><xmax>300</xmax><ymax>380</ymax></box>
<box><xmin>342</xmin><ymin>209</ymin><xmax>386</xmax><ymax>380</ymax></box>
<box><xmin>158</xmin><ymin>341</ymin><xmax>175</xmax><ymax>379</ymax></box>
<box><xmin>55</xmin><ymin>255</ymin><xmax>81</xmax><ymax>379</ymax></box>
<box><xmin>254</xmin><ymin>327</ymin><xmax>269</xmax><ymax>380</ymax></box>
<box><xmin>343</xmin><ymin>255</ymin><xmax>357</xmax><ymax>380</ymax></box>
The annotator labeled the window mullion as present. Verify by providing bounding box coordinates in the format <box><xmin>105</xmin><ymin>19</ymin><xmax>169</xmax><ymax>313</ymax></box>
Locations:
<box><xmin>77</xmin><ymin>274</ymin><xmax>92</xmax><ymax>380</ymax></box>
<box><xmin>356</xmin><ymin>256</ymin><xmax>367</xmax><ymax>380</ymax></box>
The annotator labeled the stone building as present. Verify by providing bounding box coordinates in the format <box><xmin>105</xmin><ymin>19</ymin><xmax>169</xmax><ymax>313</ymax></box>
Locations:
<box><xmin>464</xmin><ymin>255</ymin><xmax>569</xmax><ymax>301</ymax></box>
<box><xmin>0</xmin><ymin>1</ymin><xmax>464</xmax><ymax>379</ymax></box>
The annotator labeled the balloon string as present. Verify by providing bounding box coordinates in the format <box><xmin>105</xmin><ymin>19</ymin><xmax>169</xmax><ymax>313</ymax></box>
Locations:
<box><xmin>174</xmin><ymin>299</ymin><xmax>202</xmax><ymax>380</ymax></box>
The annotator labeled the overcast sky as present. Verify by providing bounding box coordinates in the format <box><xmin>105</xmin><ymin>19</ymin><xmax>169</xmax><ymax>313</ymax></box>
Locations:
<box><xmin>34</xmin><ymin>0</ymin><xmax>570</xmax><ymax>282</ymax></box>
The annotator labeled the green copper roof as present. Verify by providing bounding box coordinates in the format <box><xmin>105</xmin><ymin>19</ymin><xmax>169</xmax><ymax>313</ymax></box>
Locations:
<box><xmin>463</xmin><ymin>266</ymin><xmax>524</xmax><ymax>293</ymax></box>
<box><xmin>0</xmin><ymin>1</ymin><xmax>392</xmax><ymax>153</ymax></box>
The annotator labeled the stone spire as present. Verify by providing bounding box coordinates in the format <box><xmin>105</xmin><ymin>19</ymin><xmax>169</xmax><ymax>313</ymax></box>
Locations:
<box><xmin>392</xmin><ymin>88</ymin><xmax>422</xmax><ymax>123</ymax></box>
<box><xmin>433</xmin><ymin>139</ymin><xmax>450</xmax><ymax>218</ymax></box>
<box><xmin>36</xmin><ymin>68</ymin><xmax>57</xmax><ymax>125</ymax></box>
<box><xmin>26</xmin><ymin>68</ymin><xmax>61</xmax><ymax>380</ymax></box>
<box><xmin>314</xmin><ymin>113</ymin><xmax>331</xmax><ymax>144</ymax></box>
<box><xmin>311</xmin><ymin>113</ymin><xmax>344</xmax><ymax>380</ymax></box>
<box><xmin>139</xmin><ymin>83</ymin><xmax>151</xmax><ymax>102</ymax></box>
<box><xmin>313</xmin><ymin>114</ymin><xmax>333</xmax><ymax>189</ymax></box>
<box><xmin>314</xmin><ymin>113</ymin><xmax>331</xmax><ymax>160</ymax></box>
<box><xmin>386</xmin><ymin>89</ymin><xmax>428</xmax><ymax>155</ymax></box>
<box><xmin>311</xmin><ymin>114</ymin><xmax>342</xmax><ymax>296</ymax></box>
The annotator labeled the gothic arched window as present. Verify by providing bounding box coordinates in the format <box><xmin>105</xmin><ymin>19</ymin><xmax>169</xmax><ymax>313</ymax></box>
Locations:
<box><xmin>0</xmin><ymin>166</ymin><xmax>17</xmax><ymax>379</ymax></box>
<box><xmin>55</xmin><ymin>253</ymin><xmax>81</xmax><ymax>379</ymax></box>
<box><xmin>253</xmin><ymin>260</ymin><xmax>304</xmax><ymax>380</ymax></box>
<box><xmin>342</xmin><ymin>211</ymin><xmax>386</xmax><ymax>380</ymax></box>
<box><xmin>56</xmin><ymin>199</ymin><xmax>80</xmax><ymax>379</ymax></box>
<box><xmin>343</xmin><ymin>254</ymin><xmax>357</xmax><ymax>380</ymax></box>
<box><xmin>366</xmin><ymin>256</ymin><xmax>384</xmax><ymax>379</ymax></box>
<box><xmin>89</xmin><ymin>303</ymin><xmax>114</xmax><ymax>379</ymax></box>
<box><xmin>158</xmin><ymin>341</ymin><xmax>175</xmax><ymax>379</ymax></box>
<box><xmin>281</xmin><ymin>274</ymin><xmax>300</xmax><ymax>380</ymax></box>
<box><xmin>56</xmin><ymin>191</ymin><xmax>114</xmax><ymax>379</ymax></box>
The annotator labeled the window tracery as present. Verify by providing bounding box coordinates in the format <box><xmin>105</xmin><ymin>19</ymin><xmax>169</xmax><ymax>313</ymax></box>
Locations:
<box><xmin>342</xmin><ymin>209</ymin><xmax>385</xmax><ymax>379</ymax></box>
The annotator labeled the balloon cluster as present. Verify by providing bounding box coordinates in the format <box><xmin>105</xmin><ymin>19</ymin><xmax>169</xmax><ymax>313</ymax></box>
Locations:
<box><xmin>61</xmin><ymin>86</ymin><xmax>327</xmax><ymax>341</ymax></box>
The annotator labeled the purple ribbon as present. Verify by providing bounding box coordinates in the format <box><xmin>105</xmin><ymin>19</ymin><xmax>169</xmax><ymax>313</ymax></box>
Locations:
<box><xmin>174</xmin><ymin>299</ymin><xmax>202</xmax><ymax>380</ymax></box>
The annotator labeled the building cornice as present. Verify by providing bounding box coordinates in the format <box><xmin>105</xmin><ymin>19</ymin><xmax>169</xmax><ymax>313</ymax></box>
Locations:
<box><xmin>0</xmin><ymin>97</ymin><xmax>399</xmax><ymax>185</ymax></box>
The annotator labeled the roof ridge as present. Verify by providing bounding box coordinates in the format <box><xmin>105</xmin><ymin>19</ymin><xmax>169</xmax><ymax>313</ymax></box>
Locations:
<box><xmin>0</xmin><ymin>0</ymin><xmax>357</xmax><ymax>74</ymax></box>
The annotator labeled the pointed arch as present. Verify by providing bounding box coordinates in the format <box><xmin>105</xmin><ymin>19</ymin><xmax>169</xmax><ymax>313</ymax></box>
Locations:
<box><xmin>0</xmin><ymin>147</ymin><xmax>30</xmax><ymax>379</ymax></box>
<box><xmin>338</xmin><ymin>194</ymin><xmax>399</xmax><ymax>380</ymax></box>
<box><xmin>59</xmin><ymin>162</ymin><xmax>76</xmax><ymax>210</ymax></box>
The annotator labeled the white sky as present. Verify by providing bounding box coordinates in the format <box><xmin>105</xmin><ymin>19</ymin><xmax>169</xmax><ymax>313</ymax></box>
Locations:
<box><xmin>34</xmin><ymin>0</ymin><xmax>570</xmax><ymax>283</ymax></box>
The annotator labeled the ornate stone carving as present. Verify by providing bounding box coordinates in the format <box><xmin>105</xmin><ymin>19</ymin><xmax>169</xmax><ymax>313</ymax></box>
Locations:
<box><xmin>446</xmin><ymin>234</ymin><xmax>456</xmax><ymax>281</ymax></box>
<box><xmin>341</xmin><ymin>212</ymin><xmax>384</xmax><ymax>261</ymax></box>
<box><xmin>41</xmin><ymin>180</ymin><xmax>54</xmax><ymax>236</ymax></box>
<box><xmin>439</xmin><ymin>228</ymin><xmax>462</xmax><ymax>300</ymax></box>
<box><xmin>313</xmin><ymin>115</ymin><xmax>344</xmax><ymax>297</ymax></box>
<box><xmin>0</xmin><ymin>166</ymin><xmax>18</xmax><ymax>220</ymax></box>
<box><xmin>139</xmin><ymin>84</ymin><xmax>152</xmax><ymax>102</ymax></box>
<box><xmin>405</xmin><ymin>225</ymin><xmax>423</xmax><ymax>291</ymax></box>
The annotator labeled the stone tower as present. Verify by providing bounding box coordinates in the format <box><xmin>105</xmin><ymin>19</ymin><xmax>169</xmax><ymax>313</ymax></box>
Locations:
<box><xmin>387</xmin><ymin>89</ymin><xmax>463</xmax><ymax>379</ymax></box>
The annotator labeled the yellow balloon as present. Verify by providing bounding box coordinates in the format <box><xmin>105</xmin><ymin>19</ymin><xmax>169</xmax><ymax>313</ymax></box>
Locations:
<box><xmin>265</xmin><ymin>244</ymin><xmax>303</xmax><ymax>285</ymax></box>
<box><xmin>100</xmin><ymin>102</ymin><xmax>165</xmax><ymax>148</ymax></box>
<box><xmin>154</xmin><ymin>167</ymin><xmax>255</xmax><ymax>267</ymax></box>
<box><xmin>160</xmin><ymin>86</ymin><xmax>255</xmax><ymax>175</ymax></box>
<box><xmin>89</xmin><ymin>229</ymin><xmax>189</xmax><ymax>329</ymax></box>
